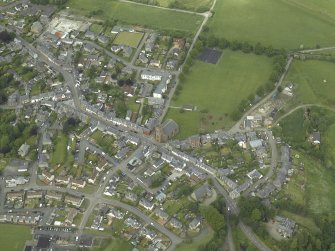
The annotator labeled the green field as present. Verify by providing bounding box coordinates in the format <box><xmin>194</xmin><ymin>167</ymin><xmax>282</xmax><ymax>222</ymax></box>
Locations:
<box><xmin>67</xmin><ymin>0</ymin><xmax>203</xmax><ymax>34</ymax></box>
<box><xmin>114</xmin><ymin>31</ymin><xmax>144</xmax><ymax>48</ymax></box>
<box><xmin>50</xmin><ymin>133</ymin><xmax>68</xmax><ymax>166</ymax></box>
<box><xmin>166</xmin><ymin>50</ymin><xmax>273</xmax><ymax>138</ymax></box>
<box><xmin>157</xmin><ymin>0</ymin><xmax>213</xmax><ymax>12</ymax></box>
<box><xmin>93</xmin><ymin>238</ymin><xmax>132</xmax><ymax>251</ymax></box>
<box><xmin>0</xmin><ymin>224</ymin><xmax>31</xmax><ymax>251</ymax></box>
<box><xmin>207</xmin><ymin>0</ymin><xmax>335</xmax><ymax>49</ymax></box>
<box><xmin>284</xmin><ymin>59</ymin><xmax>335</xmax><ymax>107</ymax></box>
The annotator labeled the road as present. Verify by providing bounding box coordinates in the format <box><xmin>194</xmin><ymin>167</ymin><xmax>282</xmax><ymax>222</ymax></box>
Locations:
<box><xmin>0</xmin><ymin>0</ymin><xmax>27</xmax><ymax>11</ymax></box>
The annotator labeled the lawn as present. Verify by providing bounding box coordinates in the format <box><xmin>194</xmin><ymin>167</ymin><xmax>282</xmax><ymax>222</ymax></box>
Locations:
<box><xmin>0</xmin><ymin>224</ymin><xmax>32</xmax><ymax>251</ymax></box>
<box><xmin>175</xmin><ymin>227</ymin><xmax>214</xmax><ymax>251</ymax></box>
<box><xmin>67</xmin><ymin>0</ymin><xmax>203</xmax><ymax>34</ymax></box>
<box><xmin>113</xmin><ymin>31</ymin><xmax>144</xmax><ymax>48</ymax></box>
<box><xmin>50</xmin><ymin>133</ymin><xmax>68</xmax><ymax>166</ymax></box>
<box><xmin>207</xmin><ymin>0</ymin><xmax>335</xmax><ymax>49</ymax></box>
<box><xmin>166</xmin><ymin>50</ymin><xmax>273</xmax><ymax>138</ymax></box>
<box><xmin>284</xmin><ymin>59</ymin><xmax>335</xmax><ymax>107</ymax></box>
<box><xmin>157</xmin><ymin>0</ymin><xmax>213</xmax><ymax>12</ymax></box>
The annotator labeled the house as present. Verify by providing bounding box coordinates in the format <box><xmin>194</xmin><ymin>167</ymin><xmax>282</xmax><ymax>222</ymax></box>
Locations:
<box><xmin>191</xmin><ymin>184</ymin><xmax>211</xmax><ymax>202</ymax></box>
<box><xmin>141</xmin><ymin>70</ymin><xmax>163</xmax><ymax>81</ymax></box>
<box><xmin>169</xmin><ymin>217</ymin><xmax>182</xmax><ymax>229</ymax></box>
<box><xmin>139</xmin><ymin>198</ymin><xmax>155</xmax><ymax>211</ymax></box>
<box><xmin>31</xmin><ymin>21</ymin><xmax>43</xmax><ymax>34</ymax></box>
<box><xmin>64</xmin><ymin>195</ymin><xmax>83</xmax><ymax>207</ymax></box>
<box><xmin>26</xmin><ymin>190</ymin><xmax>43</xmax><ymax>200</ymax></box>
<box><xmin>42</xmin><ymin>171</ymin><xmax>54</xmax><ymax>182</ymax></box>
<box><xmin>7</xmin><ymin>191</ymin><xmax>24</xmax><ymax>201</ymax></box>
<box><xmin>310</xmin><ymin>131</ymin><xmax>321</xmax><ymax>145</ymax></box>
<box><xmin>275</xmin><ymin>216</ymin><xmax>296</xmax><ymax>238</ymax></box>
<box><xmin>88</xmin><ymin>172</ymin><xmax>99</xmax><ymax>184</ymax></box>
<box><xmin>55</xmin><ymin>176</ymin><xmax>70</xmax><ymax>185</ymax></box>
<box><xmin>156</xmin><ymin>191</ymin><xmax>166</xmax><ymax>202</ymax></box>
<box><xmin>140</xmin><ymin>228</ymin><xmax>157</xmax><ymax>241</ymax></box>
<box><xmin>173</xmin><ymin>38</ymin><xmax>185</xmax><ymax>49</ymax></box>
<box><xmin>85</xmin><ymin>31</ymin><xmax>97</xmax><ymax>40</ymax></box>
<box><xmin>189</xmin><ymin>217</ymin><xmax>201</xmax><ymax>231</ymax></box>
<box><xmin>45</xmin><ymin>191</ymin><xmax>62</xmax><ymax>201</ymax></box>
<box><xmin>125</xmin><ymin>192</ymin><xmax>137</xmax><ymax>202</ymax></box>
<box><xmin>65</xmin><ymin>208</ymin><xmax>78</xmax><ymax>225</ymax></box>
<box><xmin>107</xmin><ymin>208</ymin><xmax>124</xmax><ymax>219</ymax></box>
<box><xmin>97</xmin><ymin>35</ymin><xmax>109</xmax><ymax>44</ymax></box>
<box><xmin>189</xmin><ymin>135</ymin><xmax>201</xmax><ymax>148</ymax></box>
<box><xmin>249</xmin><ymin>139</ymin><xmax>263</xmax><ymax>149</ymax></box>
<box><xmin>154</xmin><ymin>208</ymin><xmax>169</xmax><ymax>221</ymax></box>
<box><xmin>125</xmin><ymin>217</ymin><xmax>141</xmax><ymax>229</ymax></box>
<box><xmin>145</xmin><ymin>33</ymin><xmax>157</xmax><ymax>52</ymax></box>
<box><xmin>125</xmin><ymin>110</ymin><xmax>132</xmax><ymax>121</ymax></box>
<box><xmin>71</xmin><ymin>180</ymin><xmax>86</xmax><ymax>188</ymax></box>
<box><xmin>155</xmin><ymin>119</ymin><xmax>179</xmax><ymax>143</ymax></box>
<box><xmin>149</xmin><ymin>59</ymin><xmax>161</xmax><ymax>68</ymax></box>
<box><xmin>18</xmin><ymin>143</ymin><xmax>30</xmax><ymax>157</ymax></box>
<box><xmin>247</xmin><ymin>169</ymin><xmax>263</xmax><ymax>180</ymax></box>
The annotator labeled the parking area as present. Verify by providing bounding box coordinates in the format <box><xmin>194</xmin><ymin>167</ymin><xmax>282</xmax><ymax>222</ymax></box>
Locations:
<box><xmin>197</xmin><ymin>48</ymin><xmax>222</xmax><ymax>64</ymax></box>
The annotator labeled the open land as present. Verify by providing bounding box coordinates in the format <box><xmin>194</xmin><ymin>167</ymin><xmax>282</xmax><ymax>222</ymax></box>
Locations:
<box><xmin>175</xmin><ymin>227</ymin><xmax>214</xmax><ymax>251</ymax></box>
<box><xmin>277</xmin><ymin>108</ymin><xmax>335</xmax><ymax>218</ymax></box>
<box><xmin>113</xmin><ymin>31</ymin><xmax>144</xmax><ymax>48</ymax></box>
<box><xmin>166</xmin><ymin>50</ymin><xmax>273</xmax><ymax>138</ymax></box>
<box><xmin>67</xmin><ymin>0</ymin><xmax>203</xmax><ymax>34</ymax></box>
<box><xmin>207</xmin><ymin>0</ymin><xmax>335</xmax><ymax>49</ymax></box>
<box><xmin>0</xmin><ymin>224</ymin><xmax>32</xmax><ymax>251</ymax></box>
<box><xmin>284</xmin><ymin>59</ymin><xmax>335</xmax><ymax>107</ymax></box>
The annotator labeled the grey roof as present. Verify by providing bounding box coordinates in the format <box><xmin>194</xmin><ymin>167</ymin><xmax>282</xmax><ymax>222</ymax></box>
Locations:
<box><xmin>161</xmin><ymin>119</ymin><xmax>178</xmax><ymax>136</ymax></box>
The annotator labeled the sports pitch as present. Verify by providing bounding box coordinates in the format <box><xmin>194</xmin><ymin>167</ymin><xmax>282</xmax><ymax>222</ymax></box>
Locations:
<box><xmin>113</xmin><ymin>31</ymin><xmax>144</xmax><ymax>48</ymax></box>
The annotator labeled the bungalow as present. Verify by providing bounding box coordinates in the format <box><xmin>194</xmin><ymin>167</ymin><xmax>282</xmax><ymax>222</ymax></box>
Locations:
<box><xmin>310</xmin><ymin>131</ymin><xmax>321</xmax><ymax>145</ymax></box>
<box><xmin>97</xmin><ymin>35</ymin><xmax>109</xmax><ymax>44</ymax></box>
<box><xmin>140</xmin><ymin>228</ymin><xmax>157</xmax><ymax>241</ymax></box>
<box><xmin>247</xmin><ymin>169</ymin><xmax>263</xmax><ymax>180</ymax></box>
<box><xmin>64</xmin><ymin>195</ymin><xmax>83</xmax><ymax>207</ymax></box>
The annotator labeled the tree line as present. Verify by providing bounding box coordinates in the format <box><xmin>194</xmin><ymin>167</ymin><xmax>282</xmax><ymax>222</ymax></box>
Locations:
<box><xmin>30</xmin><ymin>0</ymin><xmax>68</xmax><ymax>5</ymax></box>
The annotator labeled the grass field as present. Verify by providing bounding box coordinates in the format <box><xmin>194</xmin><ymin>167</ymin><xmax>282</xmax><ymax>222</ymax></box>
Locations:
<box><xmin>157</xmin><ymin>0</ymin><xmax>213</xmax><ymax>12</ymax></box>
<box><xmin>50</xmin><ymin>133</ymin><xmax>68</xmax><ymax>166</ymax></box>
<box><xmin>93</xmin><ymin>238</ymin><xmax>132</xmax><ymax>251</ymax></box>
<box><xmin>67</xmin><ymin>0</ymin><xmax>203</xmax><ymax>34</ymax></box>
<box><xmin>284</xmin><ymin>59</ymin><xmax>335</xmax><ymax>107</ymax></box>
<box><xmin>175</xmin><ymin>227</ymin><xmax>214</xmax><ymax>251</ymax></box>
<box><xmin>166</xmin><ymin>50</ymin><xmax>273</xmax><ymax>138</ymax></box>
<box><xmin>0</xmin><ymin>224</ymin><xmax>31</xmax><ymax>251</ymax></box>
<box><xmin>207</xmin><ymin>0</ymin><xmax>335</xmax><ymax>49</ymax></box>
<box><xmin>113</xmin><ymin>31</ymin><xmax>144</xmax><ymax>48</ymax></box>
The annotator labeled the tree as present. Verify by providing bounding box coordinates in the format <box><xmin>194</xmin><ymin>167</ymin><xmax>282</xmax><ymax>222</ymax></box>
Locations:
<box><xmin>251</xmin><ymin>208</ymin><xmax>261</xmax><ymax>222</ymax></box>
